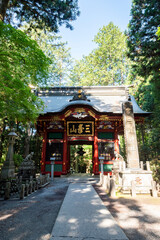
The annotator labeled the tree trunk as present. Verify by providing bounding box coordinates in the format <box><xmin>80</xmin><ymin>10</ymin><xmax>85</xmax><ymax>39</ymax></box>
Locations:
<box><xmin>24</xmin><ymin>123</ymin><xmax>31</xmax><ymax>158</ymax></box>
<box><xmin>0</xmin><ymin>0</ymin><xmax>10</xmax><ymax>21</ymax></box>
<box><xmin>141</xmin><ymin>123</ymin><xmax>147</xmax><ymax>161</ymax></box>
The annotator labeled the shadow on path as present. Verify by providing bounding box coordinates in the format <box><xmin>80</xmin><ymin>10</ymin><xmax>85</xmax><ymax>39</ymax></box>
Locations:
<box><xmin>0</xmin><ymin>180</ymin><xmax>69</xmax><ymax>240</ymax></box>
<box><xmin>93</xmin><ymin>184</ymin><xmax>160</xmax><ymax>240</ymax></box>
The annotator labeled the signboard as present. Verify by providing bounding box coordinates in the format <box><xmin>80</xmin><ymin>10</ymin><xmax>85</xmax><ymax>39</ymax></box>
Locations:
<box><xmin>67</xmin><ymin>121</ymin><xmax>94</xmax><ymax>136</ymax></box>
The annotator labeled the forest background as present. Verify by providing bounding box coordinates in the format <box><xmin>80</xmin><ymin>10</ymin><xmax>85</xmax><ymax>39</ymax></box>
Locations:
<box><xmin>0</xmin><ymin>0</ymin><xmax>160</xmax><ymax>182</ymax></box>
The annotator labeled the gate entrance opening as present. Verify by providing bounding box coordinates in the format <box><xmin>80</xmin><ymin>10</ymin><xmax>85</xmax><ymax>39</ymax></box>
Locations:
<box><xmin>70</xmin><ymin>144</ymin><xmax>93</xmax><ymax>174</ymax></box>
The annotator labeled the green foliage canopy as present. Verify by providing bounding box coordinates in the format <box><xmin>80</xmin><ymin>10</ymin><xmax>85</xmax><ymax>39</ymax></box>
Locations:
<box><xmin>0</xmin><ymin>21</ymin><xmax>50</xmax><ymax>122</ymax></box>
<box><xmin>22</xmin><ymin>25</ymin><xmax>72</xmax><ymax>86</ymax></box>
<box><xmin>1</xmin><ymin>0</ymin><xmax>80</xmax><ymax>32</ymax></box>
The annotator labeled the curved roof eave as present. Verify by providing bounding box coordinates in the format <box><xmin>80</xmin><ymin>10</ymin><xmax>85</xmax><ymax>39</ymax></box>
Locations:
<box><xmin>130</xmin><ymin>96</ymin><xmax>151</xmax><ymax>115</ymax></box>
<box><xmin>41</xmin><ymin>100</ymin><xmax>113</xmax><ymax>115</ymax></box>
<box><xmin>39</xmin><ymin>94</ymin><xmax>150</xmax><ymax>116</ymax></box>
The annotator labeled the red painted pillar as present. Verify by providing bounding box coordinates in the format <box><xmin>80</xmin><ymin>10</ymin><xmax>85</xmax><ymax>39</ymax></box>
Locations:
<box><xmin>67</xmin><ymin>144</ymin><xmax>70</xmax><ymax>173</ymax></box>
<box><xmin>93</xmin><ymin>127</ymin><xmax>99</xmax><ymax>175</ymax></box>
<box><xmin>62</xmin><ymin>122</ymin><xmax>67</xmax><ymax>175</ymax></box>
<box><xmin>41</xmin><ymin>131</ymin><xmax>47</xmax><ymax>174</ymax></box>
<box><xmin>114</xmin><ymin>126</ymin><xmax>119</xmax><ymax>154</ymax></box>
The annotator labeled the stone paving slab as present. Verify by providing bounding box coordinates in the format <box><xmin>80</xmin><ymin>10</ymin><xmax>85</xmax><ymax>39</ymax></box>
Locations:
<box><xmin>50</xmin><ymin>183</ymin><xmax>128</xmax><ymax>240</ymax></box>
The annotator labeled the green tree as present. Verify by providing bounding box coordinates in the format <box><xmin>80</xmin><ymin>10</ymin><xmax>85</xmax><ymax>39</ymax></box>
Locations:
<box><xmin>70</xmin><ymin>22</ymin><xmax>132</xmax><ymax>86</ymax></box>
<box><xmin>127</xmin><ymin>0</ymin><xmax>160</xmax><ymax>79</ymax></box>
<box><xmin>0</xmin><ymin>21</ymin><xmax>50</xmax><ymax>122</ymax></box>
<box><xmin>127</xmin><ymin>0</ymin><xmax>160</xmax><ymax>116</ymax></box>
<box><xmin>0</xmin><ymin>0</ymin><xmax>80</xmax><ymax>32</ymax></box>
<box><xmin>21</xmin><ymin>25</ymin><xmax>73</xmax><ymax>86</ymax></box>
<box><xmin>127</xmin><ymin>0</ymin><xmax>160</xmax><ymax>160</ymax></box>
<box><xmin>53</xmin><ymin>44</ymin><xmax>72</xmax><ymax>86</ymax></box>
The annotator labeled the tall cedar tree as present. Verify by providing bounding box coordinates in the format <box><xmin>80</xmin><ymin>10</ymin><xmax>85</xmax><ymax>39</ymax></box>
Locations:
<box><xmin>127</xmin><ymin>0</ymin><xmax>160</xmax><ymax>159</ymax></box>
<box><xmin>127</xmin><ymin>0</ymin><xmax>160</xmax><ymax>78</ymax></box>
<box><xmin>0</xmin><ymin>0</ymin><xmax>80</xmax><ymax>32</ymax></box>
<box><xmin>127</xmin><ymin>0</ymin><xmax>160</xmax><ymax>118</ymax></box>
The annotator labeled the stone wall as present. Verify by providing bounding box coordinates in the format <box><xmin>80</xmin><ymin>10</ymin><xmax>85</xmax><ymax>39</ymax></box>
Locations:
<box><xmin>0</xmin><ymin>174</ymin><xmax>50</xmax><ymax>200</ymax></box>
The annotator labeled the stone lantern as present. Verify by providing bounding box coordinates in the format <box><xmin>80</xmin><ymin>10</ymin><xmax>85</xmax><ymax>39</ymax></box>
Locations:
<box><xmin>1</xmin><ymin>130</ymin><xmax>17</xmax><ymax>179</ymax></box>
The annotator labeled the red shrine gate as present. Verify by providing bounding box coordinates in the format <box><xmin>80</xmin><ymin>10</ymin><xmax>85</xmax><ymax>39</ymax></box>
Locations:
<box><xmin>36</xmin><ymin>86</ymin><xmax>147</xmax><ymax>176</ymax></box>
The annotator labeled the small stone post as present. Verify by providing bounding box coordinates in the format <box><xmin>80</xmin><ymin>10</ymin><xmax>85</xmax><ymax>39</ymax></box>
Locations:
<box><xmin>25</xmin><ymin>183</ymin><xmax>29</xmax><ymax>196</ymax></box>
<box><xmin>140</xmin><ymin>161</ymin><xmax>144</xmax><ymax>170</ymax></box>
<box><xmin>99</xmin><ymin>173</ymin><xmax>103</xmax><ymax>185</ymax></box>
<box><xmin>151</xmin><ymin>180</ymin><xmax>157</xmax><ymax>197</ymax></box>
<box><xmin>103</xmin><ymin>175</ymin><xmax>108</xmax><ymax>190</ymax></box>
<box><xmin>29</xmin><ymin>181</ymin><xmax>33</xmax><ymax>194</ymax></box>
<box><xmin>109</xmin><ymin>178</ymin><xmax>116</xmax><ymax>197</ymax></box>
<box><xmin>19</xmin><ymin>184</ymin><xmax>25</xmax><ymax>199</ymax></box>
<box><xmin>146</xmin><ymin>161</ymin><xmax>151</xmax><ymax>171</ymax></box>
<box><xmin>4</xmin><ymin>182</ymin><xmax>11</xmax><ymax>200</ymax></box>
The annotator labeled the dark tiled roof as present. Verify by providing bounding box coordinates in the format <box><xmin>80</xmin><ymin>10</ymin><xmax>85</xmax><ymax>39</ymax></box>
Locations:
<box><xmin>36</xmin><ymin>86</ymin><xmax>148</xmax><ymax>115</ymax></box>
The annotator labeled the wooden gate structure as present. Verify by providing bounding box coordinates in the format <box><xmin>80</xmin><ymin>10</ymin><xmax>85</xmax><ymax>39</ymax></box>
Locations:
<box><xmin>36</xmin><ymin>86</ymin><xmax>149</xmax><ymax>176</ymax></box>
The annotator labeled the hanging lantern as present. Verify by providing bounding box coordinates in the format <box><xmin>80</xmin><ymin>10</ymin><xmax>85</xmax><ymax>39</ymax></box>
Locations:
<box><xmin>77</xmin><ymin>147</ymin><xmax>86</xmax><ymax>156</ymax></box>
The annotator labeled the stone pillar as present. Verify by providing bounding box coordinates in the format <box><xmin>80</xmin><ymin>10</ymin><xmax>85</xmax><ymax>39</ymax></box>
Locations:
<box><xmin>122</xmin><ymin>101</ymin><xmax>139</xmax><ymax>169</ymax></box>
<box><xmin>1</xmin><ymin>130</ymin><xmax>17</xmax><ymax>179</ymax></box>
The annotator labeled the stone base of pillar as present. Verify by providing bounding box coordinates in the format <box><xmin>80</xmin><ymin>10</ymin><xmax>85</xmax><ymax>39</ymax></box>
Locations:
<box><xmin>1</xmin><ymin>165</ymin><xmax>15</xmax><ymax>179</ymax></box>
<box><xmin>119</xmin><ymin>168</ymin><xmax>153</xmax><ymax>194</ymax></box>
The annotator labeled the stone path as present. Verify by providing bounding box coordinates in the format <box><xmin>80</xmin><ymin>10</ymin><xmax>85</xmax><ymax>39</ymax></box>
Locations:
<box><xmin>50</xmin><ymin>183</ymin><xmax>128</xmax><ymax>240</ymax></box>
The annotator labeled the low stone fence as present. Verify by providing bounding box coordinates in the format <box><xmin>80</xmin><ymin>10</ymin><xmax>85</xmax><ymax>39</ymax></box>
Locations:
<box><xmin>0</xmin><ymin>174</ymin><xmax>50</xmax><ymax>200</ymax></box>
<box><xmin>99</xmin><ymin>173</ymin><xmax>116</xmax><ymax>197</ymax></box>
<box><xmin>99</xmin><ymin>172</ymin><xmax>158</xmax><ymax>197</ymax></box>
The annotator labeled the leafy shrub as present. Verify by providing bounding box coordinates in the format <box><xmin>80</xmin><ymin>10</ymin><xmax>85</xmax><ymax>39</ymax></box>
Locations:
<box><xmin>150</xmin><ymin>157</ymin><xmax>160</xmax><ymax>183</ymax></box>
<box><xmin>13</xmin><ymin>154</ymin><xmax>23</xmax><ymax>169</ymax></box>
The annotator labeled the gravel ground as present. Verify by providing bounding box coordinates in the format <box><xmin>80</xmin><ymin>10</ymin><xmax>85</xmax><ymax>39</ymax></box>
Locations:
<box><xmin>93</xmin><ymin>184</ymin><xmax>160</xmax><ymax>240</ymax></box>
<box><xmin>0</xmin><ymin>179</ymin><xmax>69</xmax><ymax>240</ymax></box>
